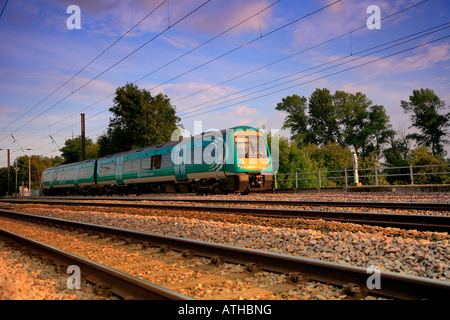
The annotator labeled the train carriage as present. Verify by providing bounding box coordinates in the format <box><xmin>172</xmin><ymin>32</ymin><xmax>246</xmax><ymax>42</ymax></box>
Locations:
<box><xmin>41</xmin><ymin>159</ymin><xmax>96</xmax><ymax>195</ymax></box>
<box><xmin>41</xmin><ymin>126</ymin><xmax>273</xmax><ymax>195</ymax></box>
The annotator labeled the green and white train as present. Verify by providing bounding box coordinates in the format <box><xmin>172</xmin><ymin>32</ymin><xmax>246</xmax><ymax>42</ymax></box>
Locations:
<box><xmin>41</xmin><ymin>126</ymin><xmax>273</xmax><ymax>195</ymax></box>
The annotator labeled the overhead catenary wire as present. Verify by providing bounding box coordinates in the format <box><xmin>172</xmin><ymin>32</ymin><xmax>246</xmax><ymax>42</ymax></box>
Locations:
<box><xmin>7</xmin><ymin>0</ymin><xmax>334</xmax><ymax>140</ymax></box>
<box><xmin>9</xmin><ymin>1</ymin><xmax>436</xmax><ymax>155</ymax></box>
<box><xmin>173</xmin><ymin>0</ymin><xmax>431</xmax><ymax>108</ymax></box>
<box><xmin>145</xmin><ymin>0</ymin><xmax>343</xmax><ymax>93</ymax></box>
<box><xmin>22</xmin><ymin>0</ymin><xmax>433</xmax><ymax>143</ymax></box>
<box><xmin>0</xmin><ymin>0</ymin><xmax>169</xmax><ymax>138</ymax></box>
<box><xmin>14</xmin><ymin>0</ymin><xmax>342</xmax><ymax>152</ymax></box>
<box><xmin>0</xmin><ymin>0</ymin><xmax>212</xmax><ymax>144</ymax></box>
<box><xmin>181</xmin><ymin>36</ymin><xmax>450</xmax><ymax>120</ymax></box>
<box><xmin>0</xmin><ymin>0</ymin><xmax>441</xmax><ymax>165</ymax></box>
<box><xmin>8</xmin><ymin>0</ymin><xmax>329</xmax><ymax>149</ymax></box>
<box><xmin>14</xmin><ymin>0</ymin><xmax>282</xmax><ymax>147</ymax></box>
<box><xmin>0</xmin><ymin>0</ymin><xmax>8</xmax><ymax>19</ymax></box>
<box><xmin>177</xmin><ymin>23</ymin><xmax>450</xmax><ymax>117</ymax></box>
<box><xmin>133</xmin><ymin>0</ymin><xmax>281</xmax><ymax>85</ymax></box>
<box><xmin>20</xmin><ymin>23</ymin><xmax>450</xmax><ymax>156</ymax></box>
<box><xmin>21</xmin><ymin>0</ymin><xmax>427</xmax><ymax>143</ymax></box>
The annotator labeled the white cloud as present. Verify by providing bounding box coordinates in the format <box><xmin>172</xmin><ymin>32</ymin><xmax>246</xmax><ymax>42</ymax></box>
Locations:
<box><xmin>290</xmin><ymin>0</ymin><xmax>409</xmax><ymax>48</ymax></box>
<box><xmin>187</xmin><ymin>0</ymin><xmax>274</xmax><ymax>35</ymax></box>
<box><xmin>374</xmin><ymin>43</ymin><xmax>450</xmax><ymax>75</ymax></box>
<box><xmin>234</xmin><ymin>105</ymin><xmax>258</xmax><ymax>116</ymax></box>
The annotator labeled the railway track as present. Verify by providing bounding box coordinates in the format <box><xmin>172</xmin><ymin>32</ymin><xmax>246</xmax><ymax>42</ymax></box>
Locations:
<box><xmin>0</xmin><ymin>208</ymin><xmax>449</xmax><ymax>300</ymax></box>
<box><xmin>8</xmin><ymin>196</ymin><xmax>450</xmax><ymax>211</ymax></box>
<box><xmin>0</xmin><ymin>224</ymin><xmax>190</xmax><ymax>300</ymax></box>
<box><xmin>1</xmin><ymin>198</ymin><xmax>449</xmax><ymax>232</ymax></box>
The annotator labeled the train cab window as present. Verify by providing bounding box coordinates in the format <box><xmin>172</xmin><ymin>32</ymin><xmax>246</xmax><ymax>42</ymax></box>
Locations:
<box><xmin>234</xmin><ymin>134</ymin><xmax>268</xmax><ymax>158</ymax></box>
<box><xmin>235</xmin><ymin>136</ymin><xmax>249</xmax><ymax>158</ymax></box>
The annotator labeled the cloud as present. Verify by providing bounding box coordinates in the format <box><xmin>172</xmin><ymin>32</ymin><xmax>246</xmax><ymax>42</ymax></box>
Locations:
<box><xmin>187</xmin><ymin>0</ymin><xmax>274</xmax><ymax>35</ymax></box>
<box><xmin>238</xmin><ymin>118</ymin><xmax>252</xmax><ymax>126</ymax></box>
<box><xmin>290</xmin><ymin>0</ymin><xmax>413</xmax><ymax>50</ymax></box>
<box><xmin>353</xmin><ymin>42</ymin><xmax>450</xmax><ymax>79</ymax></box>
<box><xmin>37</xmin><ymin>0</ymin><xmax>167</xmax><ymax>36</ymax></box>
<box><xmin>141</xmin><ymin>81</ymin><xmax>241</xmax><ymax>114</ymax></box>
<box><xmin>0</xmin><ymin>107</ymin><xmax>17</xmax><ymax>114</ymax></box>
<box><xmin>234</xmin><ymin>105</ymin><xmax>258</xmax><ymax>116</ymax></box>
<box><xmin>38</xmin><ymin>0</ymin><xmax>275</xmax><ymax>39</ymax></box>
<box><xmin>160</xmin><ymin>35</ymin><xmax>199</xmax><ymax>49</ymax></box>
<box><xmin>376</xmin><ymin>43</ymin><xmax>450</xmax><ymax>74</ymax></box>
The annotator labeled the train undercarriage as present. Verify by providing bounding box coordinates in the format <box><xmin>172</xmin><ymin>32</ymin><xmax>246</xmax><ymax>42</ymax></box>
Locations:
<box><xmin>42</xmin><ymin>174</ymin><xmax>273</xmax><ymax>196</ymax></box>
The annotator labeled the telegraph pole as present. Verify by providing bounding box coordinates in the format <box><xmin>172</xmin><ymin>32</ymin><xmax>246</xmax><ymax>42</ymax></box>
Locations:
<box><xmin>81</xmin><ymin>113</ymin><xmax>86</xmax><ymax>161</ymax></box>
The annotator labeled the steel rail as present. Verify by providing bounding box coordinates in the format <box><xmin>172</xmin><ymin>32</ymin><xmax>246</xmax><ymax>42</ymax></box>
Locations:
<box><xmin>1</xmin><ymin>209</ymin><xmax>449</xmax><ymax>300</ymax></box>
<box><xmin>1</xmin><ymin>198</ymin><xmax>449</xmax><ymax>232</ymax></box>
<box><xmin>0</xmin><ymin>225</ymin><xmax>191</xmax><ymax>300</ymax></box>
<box><xmin>8</xmin><ymin>196</ymin><xmax>450</xmax><ymax>211</ymax></box>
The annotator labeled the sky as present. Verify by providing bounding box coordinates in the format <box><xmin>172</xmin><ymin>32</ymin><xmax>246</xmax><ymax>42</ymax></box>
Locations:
<box><xmin>0</xmin><ymin>0</ymin><xmax>449</xmax><ymax>167</ymax></box>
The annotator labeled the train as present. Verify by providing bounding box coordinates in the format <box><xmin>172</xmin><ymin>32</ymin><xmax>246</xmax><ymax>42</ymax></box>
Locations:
<box><xmin>41</xmin><ymin>126</ymin><xmax>273</xmax><ymax>195</ymax></box>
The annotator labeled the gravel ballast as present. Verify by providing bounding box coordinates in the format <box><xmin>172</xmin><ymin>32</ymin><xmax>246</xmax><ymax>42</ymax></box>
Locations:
<box><xmin>1</xmin><ymin>192</ymin><xmax>449</xmax><ymax>300</ymax></box>
<box><xmin>2</xmin><ymin>202</ymin><xmax>448</xmax><ymax>281</ymax></box>
<box><xmin>0</xmin><ymin>238</ymin><xmax>117</xmax><ymax>300</ymax></box>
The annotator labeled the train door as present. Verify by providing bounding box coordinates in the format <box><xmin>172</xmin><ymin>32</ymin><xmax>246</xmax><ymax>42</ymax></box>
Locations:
<box><xmin>115</xmin><ymin>157</ymin><xmax>124</xmax><ymax>185</ymax></box>
<box><xmin>174</xmin><ymin>146</ymin><xmax>188</xmax><ymax>180</ymax></box>
<box><xmin>74</xmin><ymin>166</ymin><xmax>79</xmax><ymax>187</ymax></box>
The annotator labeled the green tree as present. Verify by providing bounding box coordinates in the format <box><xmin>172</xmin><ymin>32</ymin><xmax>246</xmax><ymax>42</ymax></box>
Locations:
<box><xmin>358</xmin><ymin>150</ymin><xmax>388</xmax><ymax>185</ymax></box>
<box><xmin>302</xmin><ymin>143</ymin><xmax>352</xmax><ymax>187</ymax></box>
<box><xmin>401</xmin><ymin>88</ymin><xmax>450</xmax><ymax>157</ymax></box>
<box><xmin>275</xmin><ymin>89</ymin><xmax>394</xmax><ymax>158</ymax></box>
<box><xmin>366</xmin><ymin>104</ymin><xmax>395</xmax><ymax>156</ymax></box>
<box><xmin>275</xmin><ymin>137</ymin><xmax>320</xmax><ymax>188</ymax></box>
<box><xmin>275</xmin><ymin>94</ymin><xmax>308</xmax><ymax>146</ymax></box>
<box><xmin>335</xmin><ymin>91</ymin><xmax>393</xmax><ymax>158</ymax></box>
<box><xmin>410</xmin><ymin>146</ymin><xmax>450</xmax><ymax>184</ymax></box>
<box><xmin>382</xmin><ymin>128</ymin><xmax>413</xmax><ymax>185</ymax></box>
<box><xmin>0</xmin><ymin>166</ymin><xmax>14</xmax><ymax>196</ymax></box>
<box><xmin>334</xmin><ymin>91</ymin><xmax>370</xmax><ymax>150</ymax></box>
<box><xmin>98</xmin><ymin>83</ymin><xmax>181</xmax><ymax>156</ymax></box>
<box><xmin>60</xmin><ymin>136</ymin><xmax>98</xmax><ymax>164</ymax></box>
<box><xmin>0</xmin><ymin>155</ymin><xmax>63</xmax><ymax>195</ymax></box>
<box><xmin>308</xmin><ymin>88</ymin><xmax>341</xmax><ymax>145</ymax></box>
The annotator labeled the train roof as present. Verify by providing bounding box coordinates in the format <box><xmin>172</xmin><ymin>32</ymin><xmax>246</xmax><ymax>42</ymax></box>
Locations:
<box><xmin>42</xmin><ymin>158</ymin><xmax>97</xmax><ymax>172</ymax></box>
<box><xmin>95</xmin><ymin>126</ymin><xmax>257</xmax><ymax>160</ymax></box>
<box><xmin>43</xmin><ymin>126</ymin><xmax>262</xmax><ymax>171</ymax></box>
<box><xmin>98</xmin><ymin>140</ymin><xmax>181</xmax><ymax>160</ymax></box>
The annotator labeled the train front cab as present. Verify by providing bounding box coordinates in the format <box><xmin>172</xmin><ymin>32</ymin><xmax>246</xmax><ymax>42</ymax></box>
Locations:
<box><xmin>225</xmin><ymin>127</ymin><xmax>273</xmax><ymax>192</ymax></box>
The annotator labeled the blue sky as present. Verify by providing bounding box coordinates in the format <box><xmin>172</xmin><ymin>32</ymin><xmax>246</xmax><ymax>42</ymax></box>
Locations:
<box><xmin>0</xmin><ymin>0</ymin><xmax>449</xmax><ymax>167</ymax></box>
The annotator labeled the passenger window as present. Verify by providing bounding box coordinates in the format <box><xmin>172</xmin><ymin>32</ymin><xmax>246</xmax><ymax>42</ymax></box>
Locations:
<box><xmin>151</xmin><ymin>155</ymin><xmax>161</xmax><ymax>169</ymax></box>
<box><xmin>141</xmin><ymin>158</ymin><xmax>151</xmax><ymax>171</ymax></box>
<box><xmin>131</xmin><ymin>159</ymin><xmax>141</xmax><ymax>172</ymax></box>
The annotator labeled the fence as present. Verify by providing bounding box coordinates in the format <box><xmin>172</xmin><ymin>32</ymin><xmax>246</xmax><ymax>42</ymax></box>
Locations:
<box><xmin>273</xmin><ymin>164</ymin><xmax>450</xmax><ymax>190</ymax></box>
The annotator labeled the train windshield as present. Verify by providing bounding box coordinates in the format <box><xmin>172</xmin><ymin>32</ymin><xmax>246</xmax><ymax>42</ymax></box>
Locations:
<box><xmin>234</xmin><ymin>134</ymin><xmax>268</xmax><ymax>159</ymax></box>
